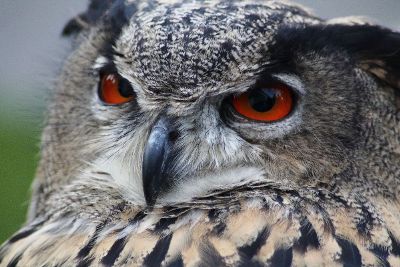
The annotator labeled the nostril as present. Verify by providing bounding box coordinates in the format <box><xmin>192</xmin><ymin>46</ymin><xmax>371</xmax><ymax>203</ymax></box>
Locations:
<box><xmin>168</xmin><ymin>130</ymin><xmax>179</xmax><ymax>142</ymax></box>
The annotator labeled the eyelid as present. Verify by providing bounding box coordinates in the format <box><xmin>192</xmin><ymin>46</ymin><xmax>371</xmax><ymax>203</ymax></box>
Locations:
<box><xmin>98</xmin><ymin>64</ymin><xmax>119</xmax><ymax>76</ymax></box>
<box><xmin>271</xmin><ymin>74</ymin><xmax>305</xmax><ymax>96</ymax></box>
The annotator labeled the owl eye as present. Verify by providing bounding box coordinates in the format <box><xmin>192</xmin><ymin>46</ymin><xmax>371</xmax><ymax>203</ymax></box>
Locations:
<box><xmin>98</xmin><ymin>73</ymin><xmax>134</xmax><ymax>105</ymax></box>
<box><xmin>232</xmin><ymin>82</ymin><xmax>294</xmax><ymax>122</ymax></box>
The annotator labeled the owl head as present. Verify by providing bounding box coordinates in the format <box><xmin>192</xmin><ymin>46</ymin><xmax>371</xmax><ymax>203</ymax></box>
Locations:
<box><xmin>29</xmin><ymin>0</ymin><xmax>400</xmax><ymax>219</ymax></box>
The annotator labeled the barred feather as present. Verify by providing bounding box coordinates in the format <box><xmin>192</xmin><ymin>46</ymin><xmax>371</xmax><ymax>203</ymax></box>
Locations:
<box><xmin>2</xmin><ymin>186</ymin><xmax>400</xmax><ymax>266</ymax></box>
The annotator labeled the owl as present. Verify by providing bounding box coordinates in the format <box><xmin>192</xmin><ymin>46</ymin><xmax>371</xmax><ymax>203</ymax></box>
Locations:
<box><xmin>1</xmin><ymin>0</ymin><xmax>400</xmax><ymax>266</ymax></box>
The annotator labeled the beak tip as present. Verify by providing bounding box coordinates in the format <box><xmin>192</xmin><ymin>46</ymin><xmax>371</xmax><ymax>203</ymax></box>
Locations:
<box><xmin>143</xmin><ymin>183</ymin><xmax>158</xmax><ymax>206</ymax></box>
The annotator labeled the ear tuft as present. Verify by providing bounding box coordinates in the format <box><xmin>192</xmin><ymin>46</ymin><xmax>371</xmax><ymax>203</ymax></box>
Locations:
<box><xmin>326</xmin><ymin>16</ymin><xmax>375</xmax><ymax>26</ymax></box>
<box><xmin>352</xmin><ymin>26</ymin><xmax>400</xmax><ymax>89</ymax></box>
<box><xmin>275</xmin><ymin>23</ymin><xmax>400</xmax><ymax>90</ymax></box>
<box><xmin>62</xmin><ymin>0</ymin><xmax>116</xmax><ymax>36</ymax></box>
<box><xmin>327</xmin><ymin>24</ymin><xmax>400</xmax><ymax>89</ymax></box>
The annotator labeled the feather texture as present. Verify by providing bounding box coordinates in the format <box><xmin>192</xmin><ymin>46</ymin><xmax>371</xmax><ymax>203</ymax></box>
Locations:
<box><xmin>2</xmin><ymin>185</ymin><xmax>400</xmax><ymax>266</ymax></box>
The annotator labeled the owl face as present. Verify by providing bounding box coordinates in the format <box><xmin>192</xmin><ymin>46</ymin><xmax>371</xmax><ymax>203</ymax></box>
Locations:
<box><xmin>35</xmin><ymin>0</ymin><xmax>400</xmax><ymax>214</ymax></box>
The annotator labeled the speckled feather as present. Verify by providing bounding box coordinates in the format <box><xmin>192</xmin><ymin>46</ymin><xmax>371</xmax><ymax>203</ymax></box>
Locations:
<box><xmin>2</xmin><ymin>183</ymin><xmax>400</xmax><ymax>266</ymax></box>
<box><xmin>1</xmin><ymin>0</ymin><xmax>400</xmax><ymax>266</ymax></box>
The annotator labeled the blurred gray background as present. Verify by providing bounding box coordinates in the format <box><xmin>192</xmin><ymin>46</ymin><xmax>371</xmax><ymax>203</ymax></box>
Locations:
<box><xmin>0</xmin><ymin>0</ymin><xmax>399</xmax><ymax>242</ymax></box>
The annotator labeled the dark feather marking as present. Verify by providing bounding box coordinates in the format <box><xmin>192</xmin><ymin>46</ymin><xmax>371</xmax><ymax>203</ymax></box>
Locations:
<box><xmin>143</xmin><ymin>234</ymin><xmax>173</xmax><ymax>267</ymax></box>
<box><xmin>6</xmin><ymin>219</ymin><xmax>45</xmax><ymax>245</ymax></box>
<box><xmin>88</xmin><ymin>211</ymin><xmax>144</xmax><ymax>265</ymax></box>
<box><xmin>211</xmin><ymin>222</ymin><xmax>227</xmax><ymax>235</ymax></box>
<box><xmin>336</xmin><ymin>237</ymin><xmax>362</xmax><ymax>267</ymax></box>
<box><xmin>165</xmin><ymin>255</ymin><xmax>184</xmax><ymax>267</ymax></box>
<box><xmin>101</xmin><ymin>237</ymin><xmax>127</xmax><ymax>267</ymax></box>
<box><xmin>356</xmin><ymin>204</ymin><xmax>374</xmax><ymax>237</ymax></box>
<box><xmin>208</xmin><ymin>209</ymin><xmax>227</xmax><ymax>235</ymax></box>
<box><xmin>76</xmin><ymin>256</ymin><xmax>95</xmax><ymax>267</ymax></box>
<box><xmin>268</xmin><ymin>247</ymin><xmax>293</xmax><ymax>267</ymax></box>
<box><xmin>88</xmin><ymin>211</ymin><xmax>145</xmax><ymax>265</ymax></box>
<box><xmin>369</xmin><ymin>245</ymin><xmax>390</xmax><ymax>267</ymax></box>
<box><xmin>313</xmin><ymin>203</ymin><xmax>335</xmax><ymax>234</ymax></box>
<box><xmin>238</xmin><ymin>227</ymin><xmax>270</xmax><ymax>260</ymax></box>
<box><xmin>208</xmin><ymin>209</ymin><xmax>220</xmax><ymax>220</ymax></box>
<box><xmin>389</xmin><ymin>232</ymin><xmax>400</xmax><ymax>256</ymax></box>
<box><xmin>6</xmin><ymin>253</ymin><xmax>22</xmax><ymax>267</ymax></box>
<box><xmin>330</xmin><ymin>194</ymin><xmax>349</xmax><ymax>207</ymax></box>
<box><xmin>199</xmin><ymin>242</ymin><xmax>227</xmax><ymax>267</ymax></box>
<box><xmin>153</xmin><ymin>217</ymin><xmax>177</xmax><ymax>233</ymax></box>
<box><xmin>294</xmin><ymin>218</ymin><xmax>320</xmax><ymax>253</ymax></box>
<box><xmin>129</xmin><ymin>210</ymin><xmax>146</xmax><ymax>224</ymax></box>
<box><xmin>76</xmin><ymin>221</ymin><xmax>107</xmax><ymax>259</ymax></box>
<box><xmin>8</xmin><ymin>228</ymin><xmax>37</xmax><ymax>244</ymax></box>
<box><xmin>275</xmin><ymin>195</ymin><xmax>284</xmax><ymax>204</ymax></box>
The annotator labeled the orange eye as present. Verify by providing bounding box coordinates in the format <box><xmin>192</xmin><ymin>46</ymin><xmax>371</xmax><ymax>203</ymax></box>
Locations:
<box><xmin>99</xmin><ymin>73</ymin><xmax>134</xmax><ymax>105</ymax></box>
<box><xmin>232</xmin><ymin>82</ymin><xmax>294</xmax><ymax>122</ymax></box>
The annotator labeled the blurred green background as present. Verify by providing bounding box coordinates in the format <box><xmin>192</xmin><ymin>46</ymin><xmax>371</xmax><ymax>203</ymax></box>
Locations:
<box><xmin>0</xmin><ymin>0</ymin><xmax>86</xmax><ymax>243</ymax></box>
<box><xmin>0</xmin><ymin>99</ymin><xmax>41</xmax><ymax>243</ymax></box>
<box><xmin>0</xmin><ymin>0</ymin><xmax>399</xmax><ymax>244</ymax></box>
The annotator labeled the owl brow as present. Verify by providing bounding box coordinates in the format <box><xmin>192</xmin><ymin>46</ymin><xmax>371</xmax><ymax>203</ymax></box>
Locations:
<box><xmin>92</xmin><ymin>56</ymin><xmax>111</xmax><ymax>70</ymax></box>
<box><xmin>273</xmin><ymin>24</ymin><xmax>400</xmax><ymax>63</ymax></box>
<box><xmin>92</xmin><ymin>57</ymin><xmax>118</xmax><ymax>74</ymax></box>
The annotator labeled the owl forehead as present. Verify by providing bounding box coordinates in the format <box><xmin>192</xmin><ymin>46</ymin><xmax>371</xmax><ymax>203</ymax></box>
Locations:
<box><xmin>113</xmin><ymin>0</ymin><xmax>318</xmax><ymax>98</ymax></box>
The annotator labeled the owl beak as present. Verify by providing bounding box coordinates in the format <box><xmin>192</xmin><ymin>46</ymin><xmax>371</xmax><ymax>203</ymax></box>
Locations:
<box><xmin>142</xmin><ymin>116</ymin><xmax>177</xmax><ymax>206</ymax></box>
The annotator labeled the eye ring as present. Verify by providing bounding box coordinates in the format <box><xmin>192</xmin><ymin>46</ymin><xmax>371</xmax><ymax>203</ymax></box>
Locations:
<box><xmin>98</xmin><ymin>73</ymin><xmax>135</xmax><ymax>105</ymax></box>
<box><xmin>232</xmin><ymin>82</ymin><xmax>294</xmax><ymax>122</ymax></box>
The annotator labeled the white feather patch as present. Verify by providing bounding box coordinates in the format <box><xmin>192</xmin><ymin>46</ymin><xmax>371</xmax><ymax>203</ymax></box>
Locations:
<box><xmin>159</xmin><ymin>167</ymin><xmax>265</xmax><ymax>204</ymax></box>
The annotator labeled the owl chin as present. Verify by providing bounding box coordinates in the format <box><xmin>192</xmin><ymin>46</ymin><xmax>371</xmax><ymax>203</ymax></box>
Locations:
<box><xmin>141</xmin><ymin>115</ymin><xmax>268</xmax><ymax>207</ymax></box>
<box><xmin>153</xmin><ymin>166</ymin><xmax>266</xmax><ymax>206</ymax></box>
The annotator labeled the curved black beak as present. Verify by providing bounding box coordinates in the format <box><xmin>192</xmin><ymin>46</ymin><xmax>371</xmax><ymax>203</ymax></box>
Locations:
<box><xmin>142</xmin><ymin>116</ymin><xmax>177</xmax><ymax>206</ymax></box>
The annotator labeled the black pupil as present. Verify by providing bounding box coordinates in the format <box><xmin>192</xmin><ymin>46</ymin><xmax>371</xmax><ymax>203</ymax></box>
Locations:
<box><xmin>248</xmin><ymin>87</ymin><xmax>277</xmax><ymax>112</ymax></box>
<box><xmin>118</xmin><ymin>78</ymin><xmax>134</xmax><ymax>98</ymax></box>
